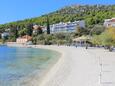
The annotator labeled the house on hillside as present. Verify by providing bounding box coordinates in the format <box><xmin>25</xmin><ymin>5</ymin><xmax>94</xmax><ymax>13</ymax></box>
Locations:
<box><xmin>16</xmin><ymin>35</ymin><xmax>32</xmax><ymax>44</ymax></box>
<box><xmin>33</xmin><ymin>24</ymin><xmax>39</xmax><ymax>34</ymax></box>
<box><xmin>33</xmin><ymin>24</ymin><xmax>43</xmax><ymax>34</ymax></box>
<box><xmin>104</xmin><ymin>18</ymin><xmax>115</xmax><ymax>28</ymax></box>
<box><xmin>1</xmin><ymin>32</ymin><xmax>10</xmax><ymax>39</ymax></box>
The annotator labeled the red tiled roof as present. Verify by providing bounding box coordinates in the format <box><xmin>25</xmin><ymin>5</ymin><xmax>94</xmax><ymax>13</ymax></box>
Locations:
<box><xmin>110</xmin><ymin>19</ymin><xmax>115</xmax><ymax>22</ymax></box>
<box><xmin>33</xmin><ymin>26</ymin><xmax>43</xmax><ymax>30</ymax></box>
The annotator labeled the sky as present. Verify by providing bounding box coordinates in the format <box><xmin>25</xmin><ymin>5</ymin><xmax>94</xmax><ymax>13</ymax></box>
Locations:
<box><xmin>0</xmin><ymin>0</ymin><xmax>115</xmax><ymax>24</ymax></box>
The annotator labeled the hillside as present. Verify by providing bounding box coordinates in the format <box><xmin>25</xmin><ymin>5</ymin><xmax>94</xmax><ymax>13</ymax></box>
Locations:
<box><xmin>0</xmin><ymin>5</ymin><xmax>115</xmax><ymax>31</ymax></box>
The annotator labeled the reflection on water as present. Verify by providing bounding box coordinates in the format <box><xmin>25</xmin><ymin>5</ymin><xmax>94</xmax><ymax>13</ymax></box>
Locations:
<box><xmin>0</xmin><ymin>46</ymin><xmax>60</xmax><ymax>86</ymax></box>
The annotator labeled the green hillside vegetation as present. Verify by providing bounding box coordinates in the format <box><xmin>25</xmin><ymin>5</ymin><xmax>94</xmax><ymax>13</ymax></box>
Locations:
<box><xmin>0</xmin><ymin>5</ymin><xmax>115</xmax><ymax>49</ymax></box>
<box><xmin>0</xmin><ymin>5</ymin><xmax>115</xmax><ymax>30</ymax></box>
<box><xmin>91</xmin><ymin>27</ymin><xmax>115</xmax><ymax>51</ymax></box>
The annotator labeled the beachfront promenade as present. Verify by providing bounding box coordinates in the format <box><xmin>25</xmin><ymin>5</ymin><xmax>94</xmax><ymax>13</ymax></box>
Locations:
<box><xmin>36</xmin><ymin>46</ymin><xmax>115</xmax><ymax>86</ymax></box>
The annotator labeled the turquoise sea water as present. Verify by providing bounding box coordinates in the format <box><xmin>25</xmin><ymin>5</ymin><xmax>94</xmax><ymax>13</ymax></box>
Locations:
<box><xmin>0</xmin><ymin>46</ymin><xmax>60</xmax><ymax>86</ymax></box>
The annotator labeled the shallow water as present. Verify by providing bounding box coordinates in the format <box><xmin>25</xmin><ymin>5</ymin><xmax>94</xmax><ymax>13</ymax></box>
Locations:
<box><xmin>0</xmin><ymin>46</ymin><xmax>60</xmax><ymax>86</ymax></box>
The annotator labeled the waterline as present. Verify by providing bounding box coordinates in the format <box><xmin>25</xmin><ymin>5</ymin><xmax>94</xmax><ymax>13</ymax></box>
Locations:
<box><xmin>0</xmin><ymin>46</ymin><xmax>61</xmax><ymax>86</ymax></box>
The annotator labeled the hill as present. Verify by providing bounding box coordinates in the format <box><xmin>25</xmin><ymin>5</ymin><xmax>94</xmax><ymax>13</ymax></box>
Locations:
<box><xmin>0</xmin><ymin>5</ymin><xmax>115</xmax><ymax>31</ymax></box>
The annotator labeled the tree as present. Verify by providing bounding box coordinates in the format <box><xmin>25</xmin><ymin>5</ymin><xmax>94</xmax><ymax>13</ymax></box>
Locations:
<box><xmin>91</xmin><ymin>27</ymin><xmax>115</xmax><ymax>51</ymax></box>
<box><xmin>91</xmin><ymin>25</ymin><xmax>106</xmax><ymax>35</ymax></box>
<box><xmin>18</xmin><ymin>28</ymin><xmax>28</xmax><ymax>36</ymax></box>
<box><xmin>8</xmin><ymin>25</ymin><xmax>18</xmax><ymax>41</ymax></box>
<box><xmin>37</xmin><ymin>26</ymin><xmax>43</xmax><ymax>34</ymax></box>
<box><xmin>75</xmin><ymin>25</ymin><xmax>82</xmax><ymax>37</ymax></box>
<box><xmin>26</xmin><ymin>24</ymin><xmax>33</xmax><ymax>36</ymax></box>
<box><xmin>91</xmin><ymin>35</ymin><xmax>102</xmax><ymax>46</ymax></box>
<box><xmin>54</xmin><ymin>33</ymin><xmax>66</xmax><ymax>40</ymax></box>
<box><xmin>100</xmin><ymin>27</ymin><xmax>115</xmax><ymax>46</ymax></box>
<box><xmin>46</xmin><ymin>15</ymin><xmax>50</xmax><ymax>34</ymax></box>
<box><xmin>14</xmin><ymin>26</ymin><xmax>18</xmax><ymax>39</ymax></box>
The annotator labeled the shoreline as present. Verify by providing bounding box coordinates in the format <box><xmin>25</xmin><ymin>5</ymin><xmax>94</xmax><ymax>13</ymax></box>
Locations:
<box><xmin>7</xmin><ymin>44</ymin><xmax>67</xmax><ymax>86</ymax></box>
<box><xmin>7</xmin><ymin>44</ymin><xmax>115</xmax><ymax>86</ymax></box>
<box><xmin>35</xmin><ymin>45</ymin><xmax>69</xmax><ymax>86</ymax></box>
<box><xmin>23</xmin><ymin>45</ymin><xmax>68</xmax><ymax>86</ymax></box>
<box><xmin>18</xmin><ymin>45</ymin><xmax>79</xmax><ymax>86</ymax></box>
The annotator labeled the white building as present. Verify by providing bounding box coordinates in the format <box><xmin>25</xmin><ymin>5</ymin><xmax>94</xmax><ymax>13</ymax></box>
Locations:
<box><xmin>104</xmin><ymin>18</ymin><xmax>115</xmax><ymax>27</ymax></box>
<box><xmin>49</xmin><ymin>20</ymin><xmax>85</xmax><ymax>33</ymax></box>
<box><xmin>1</xmin><ymin>32</ymin><xmax>9</xmax><ymax>39</ymax></box>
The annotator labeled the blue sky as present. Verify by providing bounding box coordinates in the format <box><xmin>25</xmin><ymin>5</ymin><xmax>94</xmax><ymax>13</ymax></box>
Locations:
<box><xmin>0</xmin><ymin>0</ymin><xmax>115</xmax><ymax>24</ymax></box>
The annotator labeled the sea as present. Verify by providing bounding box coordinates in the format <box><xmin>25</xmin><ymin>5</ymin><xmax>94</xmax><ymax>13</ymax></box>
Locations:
<box><xmin>0</xmin><ymin>46</ymin><xmax>60</xmax><ymax>86</ymax></box>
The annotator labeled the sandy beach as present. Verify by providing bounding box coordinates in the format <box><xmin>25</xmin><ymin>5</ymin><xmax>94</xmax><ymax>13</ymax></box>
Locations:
<box><xmin>7</xmin><ymin>44</ymin><xmax>115</xmax><ymax>86</ymax></box>
<box><xmin>36</xmin><ymin>45</ymin><xmax>115</xmax><ymax>86</ymax></box>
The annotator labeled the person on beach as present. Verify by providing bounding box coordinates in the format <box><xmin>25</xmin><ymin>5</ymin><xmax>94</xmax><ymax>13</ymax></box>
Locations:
<box><xmin>75</xmin><ymin>44</ymin><xmax>77</xmax><ymax>48</ymax></box>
